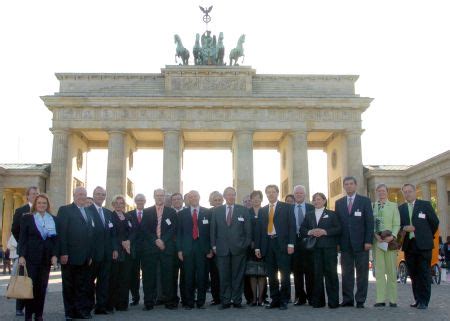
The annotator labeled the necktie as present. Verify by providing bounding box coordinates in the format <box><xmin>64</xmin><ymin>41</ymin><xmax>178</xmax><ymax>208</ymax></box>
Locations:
<box><xmin>408</xmin><ymin>203</ymin><xmax>415</xmax><ymax>239</ymax></box>
<box><xmin>156</xmin><ymin>207</ymin><xmax>163</xmax><ymax>238</ymax></box>
<box><xmin>79</xmin><ymin>207</ymin><xmax>88</xmax><ymax>223</ymax></box>
<box><xmin>267</xmin><ymin>204</ymin><xmax>275</xmax><ymax>234</ymax></box>
<box><xmin>226</xmin><ymin>206</ymin><xmax>233</xmax><ymax>226</ymax></box>
<box><xmin>137</xmin><ymin>210</ymin><xmax>142</xmax><ymax>224</ymax></box>
<box><xmin>347</xmin><ymin>197</ymin><xmax>353</xmax><ymax>215</ymax></box>
<box><xmin>192</xmin><ymin>208</ymin><xmax>199</xmax><ymax>240</ymax></box>
<box><xmin>98</xmin><ymin>207</ymin><xmax>105</xmax><ymax>226</ymax></box>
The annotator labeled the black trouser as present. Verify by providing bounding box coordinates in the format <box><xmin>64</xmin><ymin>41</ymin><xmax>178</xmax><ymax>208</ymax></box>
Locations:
<box><xmin>293</xmin><ymin>237</ymin><xmax>314</xmax><ymax>303</ymax></box>
<box><xmin>183</xmin><ymin>240</ymin><xmax>208</xmax><ymax>307</ymax></box>
<box><xmin>24</xmin><ymin>263</ymin><xmax>51</xmax><ymax>319</ymax></box>
<box><xmin>244</xmin><ymin>275</ymin><xmax>253</xmax><ymax>303</ymax></box>
<box><xmin>341</xmin><ymin>249</ymin><xmax>369</xmax><ymax>304</ymax></box>
<box><xmin>61</xmin><ymin>261</ymin><xmax>91</xmax><ymax>318</ymax></box>
<box><xmin>88</xmin><ymin>260</ymin><xmax>111</xmax><ymax>310</ymax></box>
<box><xmin>173</xmin><ymin>254</ymin><xmax>185</xmax><ymax>304</ymax></box>
<box><xmin>208</xmin><ymin>257</ymin><xmax>221</xmax><ymax>303</ymax></box>
<box><xmin>312</xmin><ymin>248</ymin><xmax>339</xmax><ymax>308</ymax></box>
<box><xmin>129</xmin><ymin>251</ymin><xmax>142</xmax><ymax>303</ymax></box>
<box><xmin>265</xmin><ymin>238</ymin><xmax>292</xmax><ymax>305</ymax></box>
<box><xmin>108</xmin><ymin>255</ymin><xmax>132</xmax><ymax>310</ymax></box>
<box><xmin>405</xmin><ymin>239</ymin><xmax>432</xmax><ymax>306</ymax></box>
<box><xmin>216</xmin><ymin>253</ymin><xmax>246</xmax><ymax>305</ymax></box>
<box><xmin>142</xmin><ymin>250</ymin><xmax>175</xmax><ymax>307</ymax></box>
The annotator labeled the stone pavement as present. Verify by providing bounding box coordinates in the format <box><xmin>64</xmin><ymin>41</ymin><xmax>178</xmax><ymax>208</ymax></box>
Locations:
<box><xmin>1</xmin><ymin>269</ymin><xmax>449</xmax><ymax>321</ymax></box>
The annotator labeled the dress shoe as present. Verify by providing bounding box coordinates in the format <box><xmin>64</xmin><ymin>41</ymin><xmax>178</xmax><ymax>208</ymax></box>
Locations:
<box><xmin>94</xmin><ymin>309</ymin><xmax>108</xmax><ymax>315</ymax></box>
<box><xmin>197</xmin><ymin>304</ymin><xmax>206</xmax><ymax>309</ymax></box>
<box><xmin>16</xmin><ymin>310</ymin><xmax>25</xmax><ymax>316</ymax></box>
<box><xmin>142</xmin><ymin>305</ymin><xmax>154</xmax><ymax>311</ymax></box>
<box><xmin>340</xmin><ymin>302</ymin><xmax>354</xmax><ymax>307</ymax></box>
<box><xmin>329</xmin><ymin>304</ymin><xmax>339</xmax><ymax>309</ymax></box>
<box><xmin>233</xmin><ymin>303</ymin><xmax>245</xmax><ymax>308</ymax></box>
<box><xmin>116</xmin><ymin>307</ymin><xmax>128</xmax><ymax>311</ymax></box>
<box><xmin>410</xmin><ymin>302</ymin><xmax>419</xmax><ymax>308</ymax></box>
<box><xmin>279</xmin><ymin>303</ymin><xmax>288</xmax><ymax>310</ymax></box>
<box><xmin>130</xmin><ymin>300</ymin><xmax>139</xmax><ymax>306</ymax></box>
<box><xmin>210</xmin><ymin>300</ymin><xmax>221</xmax><ymax>306</ymax></box>
<box><xmin>294</xmin><ymin>300</ymin><xmax>306</xmax><ymax>306</ymax></box>
<box><xmin>184</xmin><ymin>305</ymin><xmax>193</xmax><ymax>310</ymax></box>
<box><xmin>266</xmin><ymin>302</ymin><xmax>280</xmax><ymax>309</ymax></box>
<box><xmin>74</xmin><ymin>312</ymin><xmax>92</xmax><ymax>319</ymax></box>
<box><xmin>356</xmin><ymin>303</ymin><xmax>364</xmax><ymax>308</ymax></box>
<box><xmin>165</xmin><ymin>303</ymin><xmax>178</xmax><ymax>310</ymax></box>
<box><xmin>374</xmin><ymin>303</ymin><xmax>385</xmax><ymax>307</ymax></box>
<box><xmin>389</xmin><ymin>303</ymin><xmax>397</xmax><ymax>308</ymax></box>
<box><xmin>417</xmin><ymin>303</ymin><xmax>427</xmax><ymax>310</ymax></box>
<box><xmin>35</xmin><ymin>317</ymin><xmax>43</xmax><ymax>321</ymax></box>
<box><xmin>218</xmin><ymin>303</ymin><xmax>231</xmax><ymax>310</ymax></box>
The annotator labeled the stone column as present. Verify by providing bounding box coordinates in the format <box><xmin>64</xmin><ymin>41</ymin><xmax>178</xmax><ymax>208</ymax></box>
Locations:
<box><xmin>13</xmin><ymin>192</ymin><xmax>24</xmax><ymax>211</ymax></box>
<box><xmin>420</xmin><ymin>182</ymin><xmax>431</xmax><ymax>201</ymax></box>
<box><xmin>106</xmin><ymin>130</ymin><xmax>127</xmax><ymax>208</ymax></box>
<box><xmin>49</xmin><ymin>129</ymin><xmax>71</xmax><ymax>210</ymax></box>
<box><xmin>345</xmin><ymin>129</ymin><xmax>365</xmax><ymax>195</ymax></box>
<box><xmin>290</xmin><ymin>130</ymin><xmax>310</xmax><ymax>199</ymax></box>
<box><xmin>436</xmin><ymin>176</ymin><xmax>449</xmax><ymax>239</ymax></box>
<box><xmin>163</xmin><ymin>130</ymin><xmax>182</xmax><ymax>194</ymax></box>
<box><xmin>232</xmin><ymin>130</ymin><xmax>254</xmax><ymax>204</ymax></box>
<box><xmin>1</xmin><ymin>189</ymin><xmax>14</xmax><ymax>250</ymax></box>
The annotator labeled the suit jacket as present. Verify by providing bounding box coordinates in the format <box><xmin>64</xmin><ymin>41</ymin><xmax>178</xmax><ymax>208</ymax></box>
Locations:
<box><xmin>210</xmin><ymin>204</ymin><xmax>251</xmax><ymax>256</ymax></box>
<box><xmin>254</xmin><ymin>201</ymin><xmax>296</xmax><ymax>256</ymax></box>
<box><xmin>126</xmin><ymin>209</ymin><xmax>145</xmax><ymax>258</ymax></box>
<box><xmin>292</xmin><ymin>203</ymin><xmax>315</xmax><ymax>234</ymax></box>
<box><xmin>399</xmin><ymin>199</ymin><xmax>439</xmax><ymax>251</ymax></box>
<box><xmin>177</xmin><ymin>206</ymin><xmax>211</xmax><ymax>256</ymax></box>
<box><xmin>86</xmin><ymin>204</ymin><xmax>117</xmax><ymax>262</ymax></box>
<box><xmin>300</xmin><ymin>208</ymin><xmax>341</xmax><ymax>248</ymax></box>
<box><xmin>372</xmin><ymin>200</ymin><xmax>401</xmax><ymax>237</ymax></box>
<box><xmin>11</xmin><ymin>204</ymin><xmax>31</xmax><ymax>241</ymax></box>
<box><xmin>57</xmin><ymin>203</ymin><xmax>95</xmax><ymax>265</ymax></box>
<box><xmin>140</xmin><ymin>206</ymin><xmax>177</xmax><ymax>255</ymax></box>
<box><xmin>18</xmin><ymin>214</ymin><xmax>59</xmax><ymax>265</ymax></box>
<box><xmin>111</xmin><ymin>211</ymin><xmax>133</xmax><ymax>261</ymax></box>
<box><xmin>335</xmin><ymin>194</ymin><xmax>374</xmax><ymax>252</ymax></box>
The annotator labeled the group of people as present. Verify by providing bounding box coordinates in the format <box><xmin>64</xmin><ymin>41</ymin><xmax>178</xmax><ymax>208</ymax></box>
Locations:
<box><xmin>9</xmin><ymin>175</ymin><xmax>440</xmax><ymax>320</ymax></box>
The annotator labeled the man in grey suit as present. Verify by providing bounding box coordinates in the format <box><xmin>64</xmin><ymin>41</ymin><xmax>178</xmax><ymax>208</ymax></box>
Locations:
<box><xmin>211</xmin><ymin>187</ymin><xmax>252</xmax><ymax>309</ymax></box>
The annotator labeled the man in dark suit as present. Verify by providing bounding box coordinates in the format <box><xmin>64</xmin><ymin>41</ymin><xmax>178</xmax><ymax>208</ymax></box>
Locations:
<box><xmin>291</xmin><ymin>184</ymin><xmax>314</xmax><ymax>306</ymax></box>
<box><xmin>211</xmin><ymin>187</ymin><xmax>251</xmax><ymax>309</ymax></box>
<box><xmin>11</xmin><ymin>186</ymin><xmax>39</xmax><ymax>316</ymax></box>
<box><xmin>399</xmin><ymin>183</ymin><xmax>439</xmax><ymax>310</ymax></box>
<box><xmin>335</xmin><ymin>176</ymin><xmax>374</xmax><ymax>308</ymax></box>
<box><xmin>171</xmin><ymin>192</ymin><xmax>186</xmax><ymax>306</ymax></box>
<box><xmin>177</xmin><ymin>190</ymin><xmax>212</xmax><ymax>309</ymax></box>
<box><xmin>141</xmin><ymin>188</ymin><xmax>178</xmax><ymax>311</ymax></box>
<box><xmin>255</xmin><ymin>184</ymin><xmax>296</xmax><ymax>310</ymax></box>
<box><xmin>85</xmin><ymin>186</ymin><xmax>118</xmax><ymax>314</ymax></box>
<box><xmin>126</xmin><ymin>193</ymin><xmax>146</xmax><ymax>306</ymax></box>
<box><xmin>58</xmin><ymin>187</ymin><xmax>95</xmax><ymax>320</ymax></box>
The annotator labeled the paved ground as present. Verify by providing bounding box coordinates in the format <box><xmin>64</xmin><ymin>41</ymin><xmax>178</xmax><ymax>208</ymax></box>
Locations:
<box><xmin>1</xmin><ymin>269</ymin><xmax>449</xmax><ymax>321</ymax></box>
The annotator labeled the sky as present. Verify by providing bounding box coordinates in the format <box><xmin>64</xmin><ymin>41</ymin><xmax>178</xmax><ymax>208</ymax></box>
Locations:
<box><xmin>0</xmin><ymin>0</ymin><xmax>449</xmax><ymax>205</ymax></box>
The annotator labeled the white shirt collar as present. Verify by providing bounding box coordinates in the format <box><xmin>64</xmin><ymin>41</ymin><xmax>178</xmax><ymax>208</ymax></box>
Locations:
<box><xmin>270</xmin><ymin>201</ymin><xmax>278</xmax><ymax>208</ymax></box>
<box><xmin>94</xmin><ymin>204</ymin><xmax>102</xmax><ymax>211</ymax></box>
<box><xmin>347</xmin><ymin>193</ymin><xmax>356</xmax><ymax>200</ymax></box>
<box><xmin>191</xmin><ymin>206</ymin><xmax>200</xmax><ymax>214</ymax></box>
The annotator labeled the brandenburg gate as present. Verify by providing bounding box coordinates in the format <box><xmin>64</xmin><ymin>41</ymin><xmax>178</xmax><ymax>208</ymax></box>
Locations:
<box><xmin>41</xmin><ymin>65</ymin><xmax>372</xmax><ymax>209</ymax></box>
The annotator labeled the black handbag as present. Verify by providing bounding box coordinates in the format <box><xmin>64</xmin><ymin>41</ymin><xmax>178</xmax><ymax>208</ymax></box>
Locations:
<box><xmin>302</xmin><ymin>236</ymin><xmax>317</xmax><ymax>250</ymax></box>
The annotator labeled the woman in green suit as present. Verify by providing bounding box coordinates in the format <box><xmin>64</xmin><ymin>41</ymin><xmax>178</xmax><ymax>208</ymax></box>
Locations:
<box><xmin>373</xmin><ymin>184</ymin><xmax>401</xmax><ymax>307</ymax></box>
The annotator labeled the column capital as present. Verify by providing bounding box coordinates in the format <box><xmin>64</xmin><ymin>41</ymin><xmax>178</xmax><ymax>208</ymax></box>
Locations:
<box><xmin>50</xmin><ymin>128</ymin><xmax>70</xmax><ymax>135</ymax></box>
<box><xmin>108</xmin><ymin>129</ymin><xmax>126</xmax><ymax>135</ymax></box>
<box><xmin>162</xmin><ymin>129</ymin><xmax>180</xmax><ymax>134</ymax></box>
<box><xmin>3</xmin><ymin>188</ymin><xmax>14</xmax><ymax>196</ymax></box>
<box><xmin>345</xmin><ymin>129</ymin><xmax>364</xmax><ymax>136</ymax></box>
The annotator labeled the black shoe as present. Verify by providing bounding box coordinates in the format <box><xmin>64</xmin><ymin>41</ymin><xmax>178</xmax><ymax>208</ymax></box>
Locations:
<box><xmin>142</xmin><ymin>305</ymin><xmax>154</xmax><ymax>311</ymax></box>
<box><xmin>165</xmin><ymin>304</ymin><xmax>178</xmax><ymax>310</ymax></box>
<box><xmin>329</xmin><ymin>304</ymin><xmax>339</xmax><ymax>309</ymax></box>
<box><xmin>294</xmin><ymin>300</ymin><xmax>306</xmax><ymax>306</ymax></box>
<box><xmin>197</xmin><ymin>304</ymin><xmax>206</xmax><ymax>309</ymax></box>
<box><xmin>374</xmin><ymin>303</ymin><xmax>385</xmax><ymax>307</ymax></box>
<box><xmin>410</xmin><ymin>302</ymin><xmax>419</xmax><ymax>308</ymax></box>
<box><xmin>184</xmin><ymin>305</ymin><xmax>193</xmax><ymax>310</ymax></box>
<box><xmin>130</xmin><ymin>300</ymin><xmax>139</xmax><ymax>306</ymax></box>
<box><xmin>219</xmin><ymin>304</ymin><xmax>231</xmax><ymax>310</ymax></box>
<box><xmin>74</xmin><ymin>312</ymin><xmax>92</xmax><ymax>319</ymax></box>
<box><xmin>389</xmin><ymin>303</ymin><xmax>397</xmax><ymax>308</ymax></box>
<box><xmin>340</xmin><ymin>302</ymin><xmax>354</xmax><ymax>307</ymax></box>
<box><xmin>116</xmin><ymin>307</ymin><xmax>128</xmax><ymax>311</ymax></box>
<box><xmin>266</xmin><ymin>302</ymin><xmax>280</xmax><ymax>309</ymax></box>
<box><xmin>94</xmin><ymin>309</ymin><xmax>108</xmax><ymax>314</ymax></box>
<box><xmin>16</xmin><ymin>310</ymin><xmax>25</xmax><ymax>316</ymax></box>
<box><xmin>233</xmin><ymin>303</ymin><xmax>245</xmax><ymax>309</ymax></box>
<box><xmin>356</xmin><ymin>303</ymin><xmax>364</xmax><ymax>308</ymax></box>
<box><xmin>279</xmin><ymin>303</ymin><xmax>288</xmax><ymax>310</ymax></box>
<box><xmin>65</xmin><ymin>318</ymin><xmax>73</xmax><ymax>321</ymax></box>
<box><xmin>210</xmin><ymin>300</ymin><xmax>221</xmax><ymax>306</ymax></box>
<box><xmin>417</xmin><ymin>303</ymin><xmax>427</xmax><ymax>310</ymax></box>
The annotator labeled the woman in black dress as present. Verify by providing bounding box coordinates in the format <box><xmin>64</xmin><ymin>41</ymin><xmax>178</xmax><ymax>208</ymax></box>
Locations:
<box><xmin>245</xmin><ymin>190</ymin><xmax>267</xmax><ymax>306</ymax></box>
<box><xmin>107</xmin><ymin>195</ymin><xmax>133</xmax><ymax>311</ymax></box>
<box><xmin>300</xmin><ymin>192</ymin><xmax>341</xmax><ymax>309</ymax></box>
<box><xmin>18</xmin><ymin>194</ymin><xmax>58</xmax><ymax>321</ymax></box>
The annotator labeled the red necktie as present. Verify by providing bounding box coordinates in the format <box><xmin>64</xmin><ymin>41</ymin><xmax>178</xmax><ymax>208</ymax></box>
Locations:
<box><xmin>192</xmin><ymin>208</ymin><xmax>199</xmax><ymax>240</ymax></box>
<box><xmin>137</xmin><ymin>211</ymin><xmax>142</xmax><ymax>224</ymax></box>
<box><xmin>226</xmin><ymin>206</ymin><xmax>233</xmax><ymax>226</ymax></box>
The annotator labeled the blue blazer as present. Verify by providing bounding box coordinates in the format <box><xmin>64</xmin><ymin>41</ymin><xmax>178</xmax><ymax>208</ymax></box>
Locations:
<box><xmin>335</xmin><ymin>194</ymin><xmax>374</xmax><ymax>252</ymax></box>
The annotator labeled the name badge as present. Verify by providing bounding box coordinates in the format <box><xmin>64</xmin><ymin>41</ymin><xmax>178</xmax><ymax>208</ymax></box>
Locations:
<box><xmin>128</xmin><ymin>221</ymin><xmax>132</xmax><ymax>228</ymax></box>
<box><xmin>418</xmin><ymin>212</ymin><xmax>426</xmax><ymax>219</ymax></box>
<box><xmin>323</xmin><ymin>215</ymin><xmax>329</xmax><ymax>218</ymax></box>
<box><xmin>166</xmin><ymin>218</ymin><xmax>172</xmax><ymax>225</ymax></box>
<box><xmin>238</xmin><ymin>217</ymin><xmax>244</xmax><ymax>222</ymax></box>
<box><xmin>108</xmin><ymin>222</ymin><xmax>114</xmax><ymax>228</ymax></box>
<box><xmin>202</xmin><ymin>219</ymin><xmax>209</xmax><ymax>224</ymax></box>
<box><xmin>354</xmin><ymin>211</ymin><xmax>362</xmax><ymax>217</ymax></box>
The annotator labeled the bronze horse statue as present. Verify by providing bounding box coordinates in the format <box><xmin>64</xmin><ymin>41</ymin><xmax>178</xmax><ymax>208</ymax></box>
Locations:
<box><xmin>174</xmin><ymin>34</ymin><xmax>190</xmax><ymax>65</ymax></box>
<box><xmin>229</xmin><ymin>34</ymin><xmax>245</xmax><ymax>66</ymax></box>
